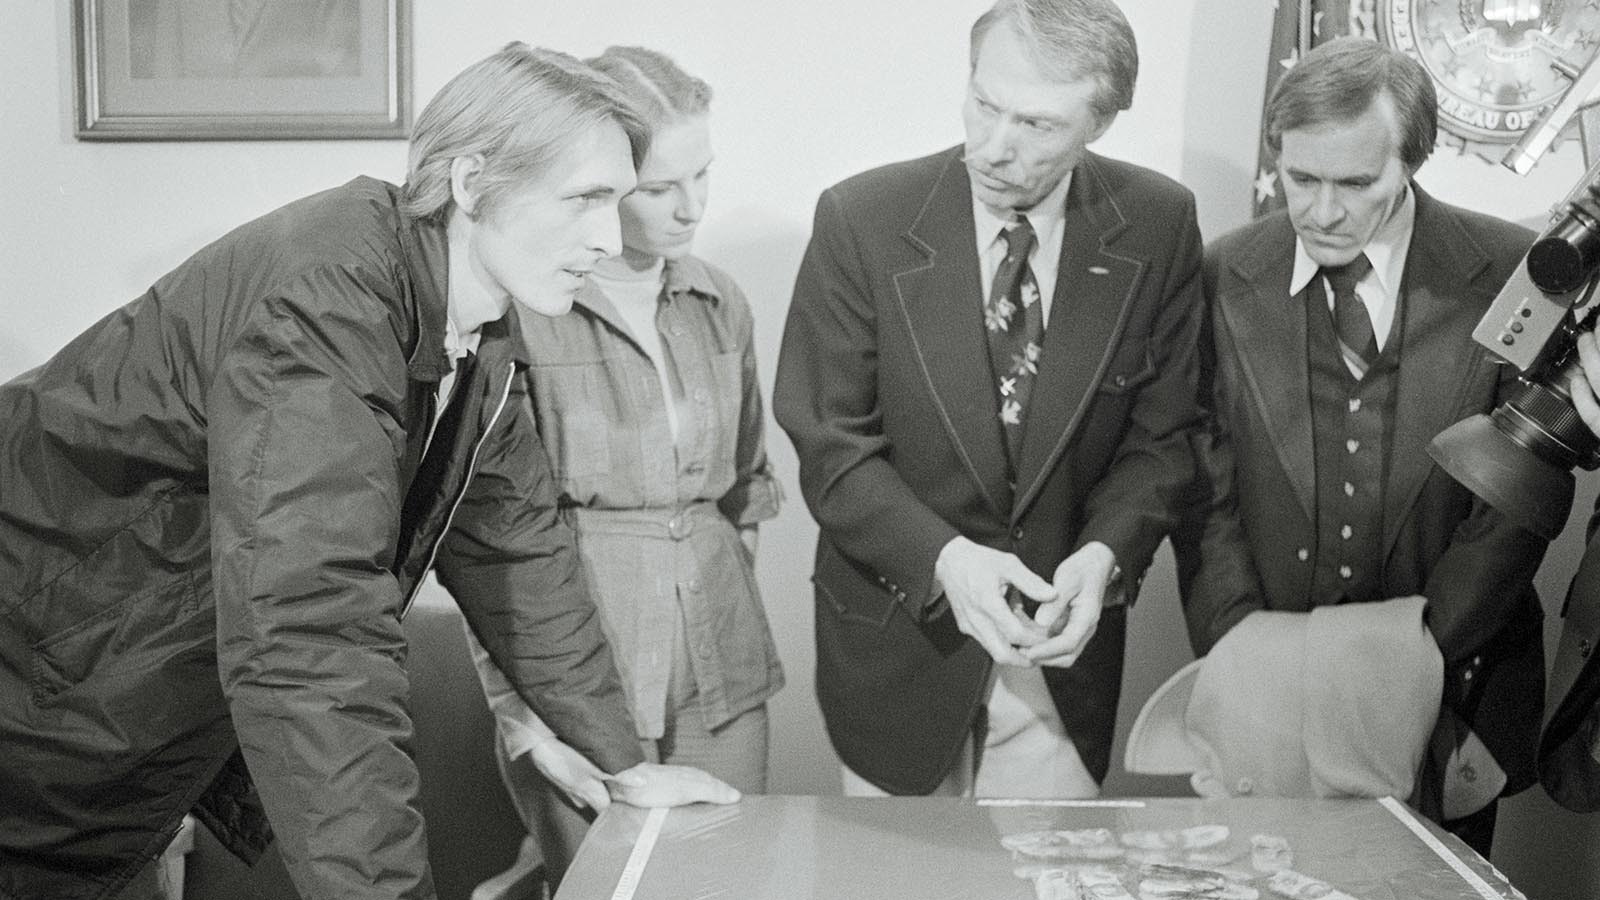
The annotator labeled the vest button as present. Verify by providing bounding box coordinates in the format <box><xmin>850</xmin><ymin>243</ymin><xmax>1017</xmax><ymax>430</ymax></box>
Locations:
<box><xmin>1343</xmin><ymin>482</ymin><xmax>1356</xmax><ymax>497</ymax></box>
<box><xmin>1296</xmin><ymin>548</ymin><xmax>1309</xmax><ymax>562</ymax></box>
<box><xmin>1348</xmin><ymin>398</ymin><xmax>1361</xmax><ymax>413</ymax></box>
<box><xmin>1339</xmin><ymin>565</ymin><xmax>1353</xmax><ymax>579</ymax></box>
<box><xmin>1346</xmin><ymin>439</ymin><xmax>1360</xmax><ymax>454</ymax></box>
<box><xmin>1340</xmin><ymin>525</ymin><xmax>1353</xmax><ymax>540</ymax></box>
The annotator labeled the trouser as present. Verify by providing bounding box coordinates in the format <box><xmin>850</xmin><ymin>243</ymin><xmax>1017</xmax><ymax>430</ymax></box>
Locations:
<box><xmin>842</xmin><ymin>663</ymin><xmax>1098</xmax><ymax>799</ymax></box>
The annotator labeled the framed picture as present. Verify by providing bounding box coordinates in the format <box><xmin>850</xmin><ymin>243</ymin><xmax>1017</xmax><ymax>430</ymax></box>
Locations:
<box><xmin>72</xmin><ymin>0</ymin><xmax>411</xmax><ymax>141</ymax></box>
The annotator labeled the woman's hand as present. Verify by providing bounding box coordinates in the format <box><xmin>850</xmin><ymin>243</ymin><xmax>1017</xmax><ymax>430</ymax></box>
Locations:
<box><xmin>607</xmin><ymin>762</ymin><xmax>742</xmax><ymax>807</ymax></box>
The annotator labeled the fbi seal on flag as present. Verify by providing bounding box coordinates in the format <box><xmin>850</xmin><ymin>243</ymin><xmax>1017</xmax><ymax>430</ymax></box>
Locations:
<box><xmin>1379</xmin><ymin>0</ymin><xmax>1600</xmax><ymax>148</ymax></box>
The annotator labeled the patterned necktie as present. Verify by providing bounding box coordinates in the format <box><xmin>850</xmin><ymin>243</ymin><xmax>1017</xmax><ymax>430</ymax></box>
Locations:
<box><xmin>1321</xmin><ymin>253</ymin><xmax>1377</xmax><ymax>378</ymax></box>
<box><xmin>985</xmin><ymin>216</ymin><xmax>1044</xmax><ymax>462</ymax></box>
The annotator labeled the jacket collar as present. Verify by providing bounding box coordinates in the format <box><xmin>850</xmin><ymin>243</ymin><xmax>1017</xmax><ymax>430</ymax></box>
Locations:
<box><xmin>401</xmin><ymin>213</ymin><xmax>453</xmax><ymax>382</ymax></box>
<box><xmin>894</xmin><ymin>147</ymin><xmax>1145</xmax><ymax>521</ymax></box>
<box><xmin>399</xmin><ymin>211</ymin><xmax>532</xmax><ymax>382</ymax></box>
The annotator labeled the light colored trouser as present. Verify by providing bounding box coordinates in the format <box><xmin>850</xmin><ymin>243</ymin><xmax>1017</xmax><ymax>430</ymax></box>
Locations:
<box><xmin>472</xmin><ymin>700</ymin><xmax>769</xmax><ymax>900</ymax></box>
<box><xmin>842</xmin><ymin>663</ymin><xmax>1098</xmax><ymax>799</ymax></box>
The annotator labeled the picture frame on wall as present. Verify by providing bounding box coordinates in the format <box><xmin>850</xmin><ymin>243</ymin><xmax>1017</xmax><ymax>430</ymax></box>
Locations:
<box><xmin>72</xmin><ymin>0</ymin><xmax>411</xmax><ymax>141</ymax></box>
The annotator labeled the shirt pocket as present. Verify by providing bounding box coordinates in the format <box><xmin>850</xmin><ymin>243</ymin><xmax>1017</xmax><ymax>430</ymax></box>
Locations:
<box><xmin>698</xmin><ymin>350</ymin><xmax>744</xmax><ymax>486</ymax></box>
<box><xmin>527</xmin><ymin>361</ymin><xmax>615</xmax><ymax>485</ymax></box>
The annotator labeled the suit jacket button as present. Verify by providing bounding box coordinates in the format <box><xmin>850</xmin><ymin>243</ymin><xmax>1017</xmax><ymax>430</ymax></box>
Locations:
<box><xmin>1235</xmin><ymin>777</ymin><xmax>1254</xmax><ymax>795</ymax></box>
<box><xmin>1013</xmin><ymin>527</ymin><xmax>1025</xmax><ymax>541</ymax></box>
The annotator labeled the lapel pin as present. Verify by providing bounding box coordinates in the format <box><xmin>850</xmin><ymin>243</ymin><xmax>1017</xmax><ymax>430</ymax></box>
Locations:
<box><xmin>1088</xmin><ymin>266</ymin><xmax>1110</xmax><ymax>275</ymax></box>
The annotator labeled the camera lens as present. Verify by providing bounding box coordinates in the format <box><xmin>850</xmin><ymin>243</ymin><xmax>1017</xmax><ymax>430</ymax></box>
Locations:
<box><xmin>1529</xmin><ymin>212</ymin><xmax>1600</xmax><ymax>294</ymax></box>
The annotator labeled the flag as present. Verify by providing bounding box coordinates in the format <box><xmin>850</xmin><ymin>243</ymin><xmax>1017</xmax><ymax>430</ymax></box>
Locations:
<box><xmin>1251</xmin><ymin>1</ymin><xmax>1379</xmax><ymax>217</ymax></box>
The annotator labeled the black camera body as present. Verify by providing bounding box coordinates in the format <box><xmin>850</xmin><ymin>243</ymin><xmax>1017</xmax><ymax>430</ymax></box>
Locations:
<box><xmin>1429</xmin><ymin>161</ymin><xmax>1600</xmax><ymax>539</ymax></box>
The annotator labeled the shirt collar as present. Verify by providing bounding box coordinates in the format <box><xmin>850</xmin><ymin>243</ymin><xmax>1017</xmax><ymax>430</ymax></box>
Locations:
<box><xmin>578</xmin><ymin>255</ymin><xmax>724</xmax><ymax>309</ymax></box>
<box><xmin>1290</xmin><ymin>183</ymin><xmax>1416</xmax><ymax>296</ymax></box>
<box><xmin>662</xmin><ymin>256</ymin><xmax>725</xmax><ymax>304</ymax></box>
<box><xmin>442</xmin><ymin>304</ymin><xmax>481</xmax><ymax>366</ymax></box>
<box><xmin>971</xmin><ymin>171</ymin><xmax>1072</xmax><ymax>250</ymax></box>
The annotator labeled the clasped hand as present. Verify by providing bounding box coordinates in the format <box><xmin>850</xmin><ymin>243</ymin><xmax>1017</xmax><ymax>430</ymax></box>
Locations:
<box><xmin>933</xmin><ymin>537</ymin><xmax>1114</xmax><ymax>667</ymax></box>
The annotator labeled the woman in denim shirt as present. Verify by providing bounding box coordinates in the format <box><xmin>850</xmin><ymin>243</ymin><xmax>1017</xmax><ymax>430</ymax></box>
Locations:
<box><xmin>467</xmin><ymin>46</ymin><xmax>783</xmax><ymax>898</ymax></box>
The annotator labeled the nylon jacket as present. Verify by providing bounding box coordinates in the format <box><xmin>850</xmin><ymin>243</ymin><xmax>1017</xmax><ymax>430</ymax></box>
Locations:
<box><xmin>0</xmin><ymin>177</ymin><xmax>643</xmax><ymax>900</ymax></box>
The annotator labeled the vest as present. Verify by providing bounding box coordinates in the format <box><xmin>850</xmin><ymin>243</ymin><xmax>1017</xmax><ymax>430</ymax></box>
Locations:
<box><xmin>1306</xmin><ymin>284</ymin><xmax>1404</xmax><ymax>606</ymax></box>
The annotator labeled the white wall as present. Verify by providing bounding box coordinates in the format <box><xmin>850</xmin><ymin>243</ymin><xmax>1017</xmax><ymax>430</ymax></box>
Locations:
<box><xmin>3</xmin><ymin>2</ymin><xmax>1597</xmax><ymax>896</ymax></box>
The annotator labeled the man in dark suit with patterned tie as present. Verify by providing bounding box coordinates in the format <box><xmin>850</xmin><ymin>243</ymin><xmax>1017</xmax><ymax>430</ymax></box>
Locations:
<box><xmin>1173</xmin><ymin>38</ymin><xmax>1551</xmax><ymax>855</ymax></box>
<box><xmin>774</xmin><ymin>0</ymin><xmax>1205</xmax><ymax>798</ymax></box>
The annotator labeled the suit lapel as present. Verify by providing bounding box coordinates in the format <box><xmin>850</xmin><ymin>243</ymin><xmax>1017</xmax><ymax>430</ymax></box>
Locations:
<box><xmin>1218</xmin><ymin>216</ymin><xmax>1316</xmax><ymax>524</ymax></box>
<box><xmin>896</xmin><ymin>150</ymin><xmax>1013</xmax><ymax>516</ymax></box>
<box><xmin>1383</xmin><ymin>187</ymin><xmax>1494</xmax><ymax>553</ymax></box>
<box><xmin>1012</xmin><ymin>155</ymin><xmax>1146</xmax><ymax>519</ymax></box>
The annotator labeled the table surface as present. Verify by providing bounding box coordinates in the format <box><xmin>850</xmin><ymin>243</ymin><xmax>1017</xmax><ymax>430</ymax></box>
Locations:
<box><xmin>555</xmin><ymin>795</ymin><xmax>1524</xmax><ymax>900</ymax></box>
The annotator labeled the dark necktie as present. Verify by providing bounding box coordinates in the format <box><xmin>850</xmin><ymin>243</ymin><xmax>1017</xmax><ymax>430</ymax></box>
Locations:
<box><xmin>985</xmin><ymin>216</ymin><xmax>1044</xmax><ymax>463</ymax></box>
<box><xmin>1321</xmin><ymin>253</ymin><xmax>1377</xmax><ymax>378</ymax></box>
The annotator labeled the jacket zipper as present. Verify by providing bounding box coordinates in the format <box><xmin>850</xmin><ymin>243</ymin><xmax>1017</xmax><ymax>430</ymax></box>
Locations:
<box><xmin>401</xmin><ymin>361</ymin><xmax>516</xmax><ymax>619</ymax></box>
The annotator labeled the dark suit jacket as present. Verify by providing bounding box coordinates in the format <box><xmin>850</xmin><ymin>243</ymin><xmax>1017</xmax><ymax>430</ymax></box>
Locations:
<box><xmin>1174</xmin><ymin>186</ymin><xmax>1552</xmax><ymax>798</ymax></box>
<box><xmin>1541</xmin><ymin>514</ymin><xmax>1600</xmax><ymax>811</ymax></box>
<box><xmin>773</xmin><ymin>146</ymin><xmax>1204</xmax><ymax>793</ymax></box>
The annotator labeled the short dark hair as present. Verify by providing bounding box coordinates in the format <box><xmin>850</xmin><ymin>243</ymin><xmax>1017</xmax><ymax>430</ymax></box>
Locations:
<box><xmin>1264</xmin><ymin>37</ymin><xmax>1437</xmax><ymax>170</ymax></box>
<box><xmin>970</xmin><ymin>0</ymin><xmax>1138</xmax><ymax>119</ymax></box>
<box><xmin>401</xmin><ymin>43</ymin><xmax>649</xmax><ymax>224</ymax></box>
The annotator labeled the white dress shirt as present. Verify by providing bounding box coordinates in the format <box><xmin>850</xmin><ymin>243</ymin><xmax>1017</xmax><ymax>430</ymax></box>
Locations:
<box><xmin>1289</xmin><ymin>186</ymin><xmax>1417</xmax><ymax>376</ymax></box>
<box><xmin>972</xmin><ymin>172</ymin><xmax>1072</xmax><ymax>327</ymax></box>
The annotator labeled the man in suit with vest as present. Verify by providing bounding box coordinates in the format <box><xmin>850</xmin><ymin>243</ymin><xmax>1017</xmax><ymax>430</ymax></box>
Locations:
<box><xmin>774</xmin><ymin>0</ymin><xmax>1204</xmax><ymax>798</ymax></box>
<box><xmin>1173</xmin><ymin>38</ymin><xmax>1552</xmax><ymax>855</ymax></box>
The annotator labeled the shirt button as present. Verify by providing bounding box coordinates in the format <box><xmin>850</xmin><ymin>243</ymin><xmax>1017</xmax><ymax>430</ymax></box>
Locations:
<box><xmin>1344</xmin><ymin>482</ymin><xmax>1356</xmax><ymax>497</ymax></box>
<box><xmin>1340</xmin><ymin>525</ymin><xmax>1352</xmax><ymax>540</ymax></box>
<box><xmin>1296</xmin><ymin>548</ymin><xmax>1309</xmax><ymax>562</ymax></box>
<box><xmin>1339</xmin><ymin>565</ymin><xmax>1353</xmax><ymax>579</ymax></box>
<box><xmin>694</xmin><ymin>388</ymin><xmax>709</xmax><ymax>403</ymax></box>
<box><xmin>1348</xmin><ymin>398</ymin><xmax>1361</xmax><ymax>413</ymax></box>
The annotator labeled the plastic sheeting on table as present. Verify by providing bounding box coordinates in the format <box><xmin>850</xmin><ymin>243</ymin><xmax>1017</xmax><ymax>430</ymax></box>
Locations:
<box><xmin>554</xmin><ymin>796</ymin><xmax>1525</xmax><ymax>900</ymax></box>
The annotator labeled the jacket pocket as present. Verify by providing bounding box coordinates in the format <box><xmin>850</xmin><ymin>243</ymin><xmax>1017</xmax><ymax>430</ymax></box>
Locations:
<box><xmin>814</xmin><ymin>565</ymin><xmax>901</xmax><ymax>629</ymax></box>
<box><xmin>29</xmin><ymin>572</ymin><xmax>200</xmax><ymax>704</ymax></box>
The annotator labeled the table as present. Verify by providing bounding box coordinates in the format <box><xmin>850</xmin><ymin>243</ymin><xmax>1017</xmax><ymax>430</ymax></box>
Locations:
<box><xmin>555</xmin><ymin>796</ymin><xmax>1524</xmax><ymax>900</ymax></box>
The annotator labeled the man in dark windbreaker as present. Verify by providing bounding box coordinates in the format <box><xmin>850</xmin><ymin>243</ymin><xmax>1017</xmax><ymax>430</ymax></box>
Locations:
<box><xmin>0</xmin><ymin>43</ymin><xmax>735</xmax><ymax>900</ymax></box>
